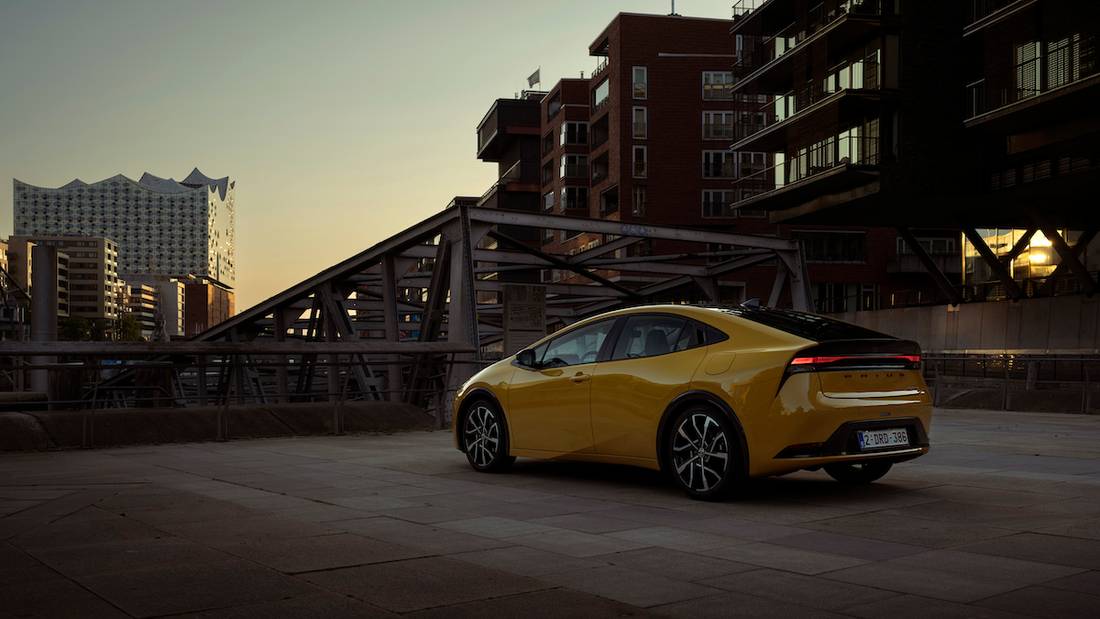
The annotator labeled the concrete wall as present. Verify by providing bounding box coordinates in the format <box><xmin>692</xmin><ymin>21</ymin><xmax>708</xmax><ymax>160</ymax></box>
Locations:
<box><xmin>836</xmin><ymin>295</ymin><xmax>1100</xmax><ymax>352</ymax></box>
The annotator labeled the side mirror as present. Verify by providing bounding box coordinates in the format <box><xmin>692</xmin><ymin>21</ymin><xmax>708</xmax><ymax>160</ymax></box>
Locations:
<box><xmin>516</xmin><ymin>349</ymin><xmax>537</xmax><ymax>369</ymax></box>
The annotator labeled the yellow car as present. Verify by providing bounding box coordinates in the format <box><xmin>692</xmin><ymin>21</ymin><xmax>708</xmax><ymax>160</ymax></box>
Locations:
<box><xmin>453</xmin><ymin>304</ymin><xmax>931</xmax><ymax>500</ymax></box>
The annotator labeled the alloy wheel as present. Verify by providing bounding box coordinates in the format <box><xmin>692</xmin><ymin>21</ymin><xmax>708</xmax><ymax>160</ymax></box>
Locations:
<box><xmin>463</xmin><ymin>404</ymin><xmax>502</xmax><ymax>468</ymax></box>
<box><xmin>671</xmin><ymin>412</ymin><xmax>730</xmax><ymax>493</ymax></box>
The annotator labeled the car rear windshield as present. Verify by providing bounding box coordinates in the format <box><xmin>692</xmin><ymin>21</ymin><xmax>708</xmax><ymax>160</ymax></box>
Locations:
<box><xmin>718</xmin><ymin>307</ymin><xmax>892</xmax><ymax>342</ymax></box>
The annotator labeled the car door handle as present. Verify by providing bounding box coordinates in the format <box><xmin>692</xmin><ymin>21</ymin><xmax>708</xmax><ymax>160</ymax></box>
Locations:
<box><xmin>571</xmin><ymin>372</ymin><xmax>591</xmax><ymax>383</ymax></box>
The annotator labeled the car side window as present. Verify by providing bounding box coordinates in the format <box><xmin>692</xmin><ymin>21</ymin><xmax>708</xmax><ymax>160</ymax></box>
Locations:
<box><xmin>611</xmin><ymin>315</ymin><xmax>690</xmax><ymax>360</ymax></box>
<box><xmin>542</xmin><ymin>320</ymin><xmax>614</xmax><ymax>368</ymax></box>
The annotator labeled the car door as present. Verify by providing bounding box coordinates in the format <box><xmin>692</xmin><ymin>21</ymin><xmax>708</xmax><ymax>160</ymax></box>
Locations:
<box><xmin>507</xmin><ymin>319</ymin><xmax>616</xmax><ymax>455</ymax></box>
<box><xmin>590</xmin><ymin>314</ymin><xmax>710</xmax><ymax>460</ymax></box>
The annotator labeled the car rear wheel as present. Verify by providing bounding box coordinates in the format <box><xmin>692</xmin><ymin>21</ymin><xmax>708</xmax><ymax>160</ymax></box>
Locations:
<box><xmin>668</xmin><ymin>407</ymin><xmax>740</xmax><ymax>501</ymax></box>
<box><xmin>462</xmin><ymin>400</ymin><xmax>514</xmax><ymax>473</ymax></box>
<box><xmin>824</xmin><ymin>461</ymin><xmax>892</xmax><ymax>484</ymax></box>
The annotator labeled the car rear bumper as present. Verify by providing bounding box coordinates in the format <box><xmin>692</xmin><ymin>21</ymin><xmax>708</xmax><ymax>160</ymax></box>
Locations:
<box><xmin>766</xmin><ymin>416</ymin><xmax>930</xmax><ymax>474</ymax></box>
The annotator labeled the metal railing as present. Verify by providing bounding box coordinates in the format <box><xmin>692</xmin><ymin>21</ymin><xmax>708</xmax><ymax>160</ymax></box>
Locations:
<box><xmin>479</xmin><ymin>161</ymin><xmax>525</xmax><ymax>203</ymax></box>
<box><xmin>732</xmin><ymin>0</ymin><xmax>766</xmax><ymax>18</ymax></box>
<box><xmin>0</xmin><ymin>348</ymin><xmax>491</xmax><ymax>447</ymax></box>
<box><xmin>735</xmin><ymin>59</ymin><xmax>879</xmax><ymax>142</ymax></box>
<box><xmin>735</xmin><ymin>0</ymin><xmax>888</xmax><ymax>72</ymax></box>
<box><xmin>967</xmin><ymin>0</ymin><xmax>1022</xmax><ymax>26</ymax></box>
<box><xmin>593</xmin><ymin>56</ymin><xmax>609</xmax><ymax>76</ymax></box>
<box><xmin>731</xmin><ymin>134</ymin><xmax>879</xmax><ymax>202</ymax></box>
<box><xmin>924</xmin><ymin>353</ymin><xmax>1100</xmax><ymax>414</ymax></box>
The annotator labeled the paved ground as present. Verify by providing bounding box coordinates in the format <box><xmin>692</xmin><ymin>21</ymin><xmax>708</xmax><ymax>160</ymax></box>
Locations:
<box><xmin>3</xmin><ymin>409</ymin><xmax>1100</xmax><ymax>618</ymax></box>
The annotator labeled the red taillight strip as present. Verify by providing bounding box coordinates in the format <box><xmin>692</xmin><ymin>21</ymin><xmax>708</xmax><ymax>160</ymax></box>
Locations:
<box><xmin>790</xmin><ymin>354</ymin><xmax>921</xmax><ymax>366</ymax></box>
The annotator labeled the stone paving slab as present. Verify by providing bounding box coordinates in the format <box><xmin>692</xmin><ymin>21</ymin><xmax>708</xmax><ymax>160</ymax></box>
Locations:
<box><xmin>3</xmin><ymin>408</ymin><xmax>1100</xmax><ymax>616</ymax></box>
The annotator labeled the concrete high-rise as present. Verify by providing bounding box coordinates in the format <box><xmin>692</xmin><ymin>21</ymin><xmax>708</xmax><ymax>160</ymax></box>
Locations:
<box><xmin>13</xmin><ymin>169</ymin><xmax>236</xmax><ymax>289</ymax></box>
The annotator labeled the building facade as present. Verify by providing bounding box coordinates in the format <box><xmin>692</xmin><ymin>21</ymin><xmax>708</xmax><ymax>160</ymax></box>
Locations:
<box><xmin>726</xmin><ymin>0</ymin><xmax>1099</xmax><ymax>308</ymax></box>
<box><xmin>8</xmin><ymin>235</ymin><xmax>121</xmax><ymax>321</ymax></box>
<box><xmin>13</xmin><ymin>168</ymin><xmax>236</xmax><ymax>289</ymax></box>
<box><xmin>126</xmin><ymin>283</ymin><xmax>159</xmax><ymax>340</ymax></box>
<box><xmin>471</xmin><ymin>11</ymin><xmax>950</xmax><ymax>310</ymax></box>
<box><xmin>184</xmin><ymin>277</ymin><xmax>235</xmax><ymax>337</ymax></box>
<box><xmin>960</xmin><ymin>0</ymin><xmax>1100</xmax><ymax>300</ymax></box>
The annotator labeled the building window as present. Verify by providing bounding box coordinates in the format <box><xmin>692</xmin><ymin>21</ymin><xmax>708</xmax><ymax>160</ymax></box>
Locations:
<box><xmin>560</xmin><ymin>122</ymin><xmax>589</xmax><ymax>146</ymax></box>
<box><xmin>632</xmin><ymin>186</ymin><xmax>647</xmax><ymax>217</ymax></box>
<box><xmin>632</xmin><ymin>107</ymin><xmax>647</xmax><ymax>139</ymax></box>
<box><xmin>793</xmin><ymin>231</ymin><xmax>867</xmax><ymax>263</ymax></box>
<box><xmin>896</xmin><ymin>236</ymin><xmax>957</xmax><ymax>256</ymax></box>
<box><xmin>702</xmin><ymin>111</ymin><xmax>734</xmax><ymax>139</ymax></box>
<box><xmin>543</xmin><ymin>131</ymin><xmax>554</xmax><ymax>155</ymax></box>
<box><xmin>560</xmin><ymin>154</ymin><xmax>588</xmax><ymax>179</ymax></box>
<box><xmin>546</xmin><ymin>91</ymin><xmax>562</xmax><ymax>118</ymax></box>
<box><xmin>813</xmin><ymin>283</ymin><xmax>878</xmax><ymax>313</ymax></box>
<box><xmin>633</xmin><ymin>146</ymin><xmax>648</xmax><ymax>178</ymax></box>
<box><xmin>593</xmin><ymin>78</ymin><xmax>610</xmax><ymax>111</ymax></box>
<box><xmin>562</xmin><ymin>187</ymin><xmax>588</xmax><ymax>211</ymax></box>
<box><xmin>702</xmin><ymin>190</ymin><xmax>737</xmax><ymax>218</ymax></box>
<box><xmin>543</xmin><ymin>190</ymin><xmax>556</xmax><ymax>212</ymax></box>
<box><xmin>632</xmin><ymin>66</ymin><xmax>648</xmax><ymax>99</ymax></box>
<box><xmin>703</xmin><ymin>151</ymin><xmax>736</xmax><ymax>178</ymax></box>
<box><xmin>703</xmin><ymin>71</ymin><xmax>735</xmax><ymax>100</ymax></box>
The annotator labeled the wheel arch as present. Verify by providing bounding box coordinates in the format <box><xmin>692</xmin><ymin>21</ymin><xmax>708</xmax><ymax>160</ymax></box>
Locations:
<box><xmin>456</xmin><ymin>388</ymin><xmax>506</xmax><ymax>452</ymax></box>
<box><xmin>656</xmin><ymin>390</ymin><xmax>749</xmax><ymax>478</ymax></box>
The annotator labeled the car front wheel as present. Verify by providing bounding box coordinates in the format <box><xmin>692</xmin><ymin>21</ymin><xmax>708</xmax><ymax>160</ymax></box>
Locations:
<box><xmin>462</xmin><ymin>399</ymin><xmax>514</xmax><ymax>472</ymax></box>
<box><xmin>668</xmin><ymin>407</ymin><xmax>740</xmax><ymax>500</ymax></box>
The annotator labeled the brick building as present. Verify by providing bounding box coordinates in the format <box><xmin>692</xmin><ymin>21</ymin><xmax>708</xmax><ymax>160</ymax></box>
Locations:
<box><xmin>472</xmin><ymin>11</ymin><xmax>951</xmax><ymax>310</ymax></box>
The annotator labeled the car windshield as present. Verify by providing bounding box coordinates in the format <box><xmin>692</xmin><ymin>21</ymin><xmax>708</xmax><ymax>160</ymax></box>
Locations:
<box><xmin>716</xmin><ymin>306</ymin><xmax>892</xmax><ymax>342</ymax></box>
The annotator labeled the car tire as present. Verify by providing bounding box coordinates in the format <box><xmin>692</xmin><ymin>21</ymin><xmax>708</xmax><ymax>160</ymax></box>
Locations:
<box><xmin>461</xmin><ymin>399</ymin><xmax>515</xmax><ymax>473</ymax></box>
<box><xmin>667</xmin><ymin>406</ymin><xmax>742</xmax><ymax>501</ymax></box>
<box><xmin>824</xmin><ymin>461</ymin><xmax>892</xmax><ymax>484</ymax></box>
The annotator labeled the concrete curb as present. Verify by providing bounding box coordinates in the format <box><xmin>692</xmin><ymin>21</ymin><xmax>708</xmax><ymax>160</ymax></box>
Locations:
<box><xmin>0</xmin><ymin>401</ymin><xmax>437</xmax><ymax>451</ymax></box>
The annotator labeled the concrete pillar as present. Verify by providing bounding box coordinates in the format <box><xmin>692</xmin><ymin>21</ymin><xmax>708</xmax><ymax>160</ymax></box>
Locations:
<box><xmin>30</xmin><ymin>245</ymin><xmax>58</xmax><ymax>398</ymax></box>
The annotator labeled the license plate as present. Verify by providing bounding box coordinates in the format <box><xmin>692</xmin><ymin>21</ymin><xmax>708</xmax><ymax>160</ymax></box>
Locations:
<box><xmin>857</xmin><ymin>428</ymin><xmax>909</xmax><ymax>450</ymax></box>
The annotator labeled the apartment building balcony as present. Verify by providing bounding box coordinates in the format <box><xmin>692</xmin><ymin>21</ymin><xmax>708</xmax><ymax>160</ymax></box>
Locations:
<box><xmin>730</xmin><ymin>134</ymin><xmax>880</xmax><ymax>214</ymax></box>
<box><xmin>731</xmin><ymin>0</ymin><xmax>893</xmax><ymax>94</ymax></box>
<box><xmin>730</xmin><ymin>78</ymin><xmax>890</xmax><ymax>152</ymax></box>
<box><xmin>477</xmin><ymin>161</ymin><xmax>540</xmax><ymax>210</ymax></box>
<box><xmin>965</xmin><ymin>35</ymin><xmax>1100</xmax><ymax>132</ymax></box>
<box><xmin>964</xmin><ymin>0</ymin><xmax>1039</xmax><ymax>37</ymax></box>
<box><xmin>476</xmin><ymin>98</ymin><xmax>542</xmax><ymax>162</ymax></box>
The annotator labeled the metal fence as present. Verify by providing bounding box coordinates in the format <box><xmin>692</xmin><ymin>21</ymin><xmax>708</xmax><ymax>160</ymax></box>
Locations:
<box><xmin>924</xmin><ymin>353</ymin><xmax>1100</xmax><ymax>413</ymax></box>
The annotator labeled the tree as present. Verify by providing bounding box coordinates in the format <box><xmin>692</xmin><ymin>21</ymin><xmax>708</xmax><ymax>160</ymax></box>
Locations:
<box><xmin>59</xmin><ymin>317</ymin><xmax>92</xmax><ymax>341</ymax></box>
<box><xmin>117</xmin><ymin>314</ymin><xmax>144</xmax><ymax>342</ymax></box>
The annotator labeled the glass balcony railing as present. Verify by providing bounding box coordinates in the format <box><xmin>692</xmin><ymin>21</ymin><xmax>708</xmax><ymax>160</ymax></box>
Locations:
<box><xmin>731</xmin><ymin>134</ymin><xmax>880</xmax><ymax>205</ymax></box>
<box><xmin>561</xmin><ymin>164</ymin><xmax>588</xmax><ymax>179</ymax></box>
<box><xmin>966</xmin><ymin>36</ymin><xmax>1099</xmax><ymax>119</ymax></box>
<box><xmin>703</xmin><ymin>123</ymin><xmax>736</xmax><ymax>140</ymax></box>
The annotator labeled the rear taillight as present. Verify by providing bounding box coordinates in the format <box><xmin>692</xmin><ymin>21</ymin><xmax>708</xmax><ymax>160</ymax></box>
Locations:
<box><xmin>787</xmin><ymin>354</ymin><xmax>921</xmax><ymax>373</ymax></box>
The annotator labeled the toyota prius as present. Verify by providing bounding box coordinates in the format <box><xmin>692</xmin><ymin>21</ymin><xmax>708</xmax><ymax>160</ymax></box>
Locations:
<box><xmin>453</xmin><ymin>305</ymin><xmax>931</xmax><ymax>500</ymax></box>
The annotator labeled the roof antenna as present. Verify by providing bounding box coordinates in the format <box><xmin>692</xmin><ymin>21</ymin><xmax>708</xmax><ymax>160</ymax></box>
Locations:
<box><xmin>669</xmin><ymin>0</ymin><xmax>680</xmax><ymax>16</ymax></box>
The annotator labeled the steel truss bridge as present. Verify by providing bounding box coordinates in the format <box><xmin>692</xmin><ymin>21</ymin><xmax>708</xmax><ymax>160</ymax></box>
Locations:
<box><xmin>1</xmin><ymin>205</ymin><xmax>813</xmax><ymax>419</ymax></box>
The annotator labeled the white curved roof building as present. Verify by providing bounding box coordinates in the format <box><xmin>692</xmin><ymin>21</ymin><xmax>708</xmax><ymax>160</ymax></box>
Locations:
<box><xmin>13</xmin><ymin>169</ymin><xmax>236</xmax><ymax>288</ymax></box>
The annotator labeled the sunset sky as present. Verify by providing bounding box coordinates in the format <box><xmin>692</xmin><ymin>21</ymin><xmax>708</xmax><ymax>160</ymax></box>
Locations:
<box><xmin>0</xmin><ymin>0</ymin><xmax>733</xmax><ymax>309</ymax></box>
